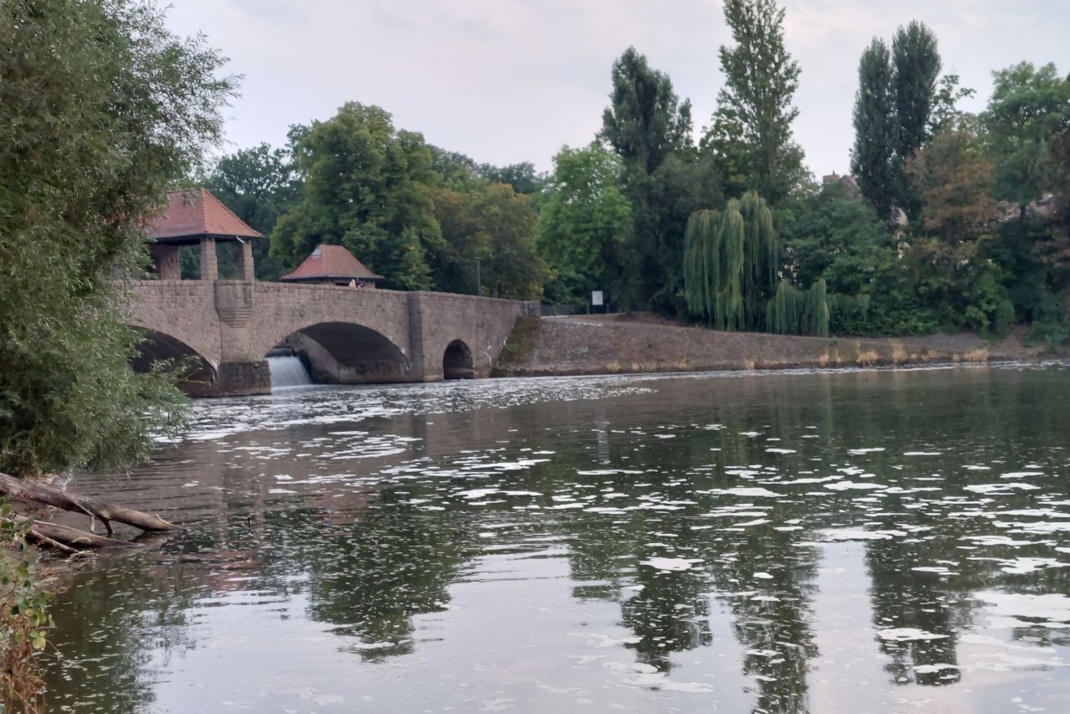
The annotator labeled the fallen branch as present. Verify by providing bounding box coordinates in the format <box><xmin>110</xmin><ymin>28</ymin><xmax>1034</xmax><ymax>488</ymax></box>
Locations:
<box><xmin>24</xmin><ymin>520</ymin><xmax>137</xmax><ymax>550</ymax></box>
<box><xmin>0</xmin><ymin>472</ymin><xmax>183</xmax><ymax>535</ymax></box>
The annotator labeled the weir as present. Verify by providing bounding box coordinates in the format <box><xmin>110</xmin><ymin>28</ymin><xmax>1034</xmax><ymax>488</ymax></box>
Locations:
<box><xmin>267</xmin><ymin>356</ymin><xmax>312</xmax><ymax>390</ymax></box>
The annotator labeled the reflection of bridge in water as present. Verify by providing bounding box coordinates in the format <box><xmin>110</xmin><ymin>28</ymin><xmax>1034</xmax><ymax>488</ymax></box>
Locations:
<box><xmin>126</xmin><ymin>279</ymin><xmax>537</xmax><ymax>396</ymax></box>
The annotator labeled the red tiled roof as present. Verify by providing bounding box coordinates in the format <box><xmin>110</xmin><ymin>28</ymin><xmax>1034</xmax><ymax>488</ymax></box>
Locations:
<box><xmin>147</xmin><ymin>188</ymin><xmax>263</xmax><ymax>242</ymax></box>
<box><xmin>280</xmin><ymin>244</ymin><xmax>385</xmax><ymax>282</ymax></box>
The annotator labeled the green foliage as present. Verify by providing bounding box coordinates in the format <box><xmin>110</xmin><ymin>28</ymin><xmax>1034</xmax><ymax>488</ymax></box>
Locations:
<box><xmin>892</xmin><ymin>21</ymin><xmax>942</xmax><ymax>161</ymax></box>
<box><xmin>0</xmin><ymin>0</ymin><xmax>230</xmax><ymax>477</ymax></box>
<box><xmin>429</xmin><ymin>183</ymin><xmax>546</xmax><ymax>300</ymax></box>
<box><xmin>0</xmin><ymin>506</ymin><xmax>53</xmax><ymax>714</ymax></box>
<box><xmin>766</xmin><ymin>280</ymin><xmax>830</xmax><ymax>337</ymax></box>
<box><xmin>851</xmin><ymin>39</ymin><xmax>897</xmax><ymax>221</ymax></box>
<box><xmin>475</xmin><ymin>184</ymin><xmax>548</xmax><ymax>300</ymax></box>
<box><xmin>928</xmin><ymin>74</ymin><xmax>976</xmax><ymax>136</ymax></box>
<box><xmin>981</xmin><ymin>62</ymin><xmax>1070</xmax><ymax>213</ymax></box>
<box><xmin>600</xmin><ymin>47</ymin><xmax>693</xmax><ymax>177</ymax></box>
<box><xmin>600</xmin><ymin>47</ymin><xmax>722</xmax><ymax>313</ymax></box>
<box><xmin>538</xmin><ymin>143</ymin><xmax>633</xmax><ymax>307</ymax></box>
<box><xmin>706</xmin><ymin>0</ymin><xmax>805</xmax><ymax>205</ymax></box>
<box><xmin>270</xmin><ymin>103</ymin><xmax>443</xmax><ymax>290</ymax></box>
<box><xmin>891</xmin><ymin>21</ymin><xmax>942</xmax><ymax>218</ymax></box>
<box><xmin>684</xmin><ymin>191</ymin><xmax>827</xmax><ymax>334</ymax></box>
<box><xmin>779</xmin><ymin>182</ymin><xmax>892</xmax><ymax>294</ymax></box>
<box><xmin>202</xmin><ymin>143</ymin><xmax>301</xmax><ymax>281</ymax></box>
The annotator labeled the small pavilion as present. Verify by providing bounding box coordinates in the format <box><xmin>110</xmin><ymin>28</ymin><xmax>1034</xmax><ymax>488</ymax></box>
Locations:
<box><xmin>280</xmin><ymin>244</ymin><xmax>384</xmax><ymax>288</ymax></box>
<box><xmin>147</xmin><ymin>188</ymin><xmax>263</xmax><ymax>281</ymax></box>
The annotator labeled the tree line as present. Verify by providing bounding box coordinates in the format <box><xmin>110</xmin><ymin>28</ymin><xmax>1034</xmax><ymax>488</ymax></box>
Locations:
<box><xmin>203</xmin><ymin>0</ymin><xmax>1070</xmax><ymax>343</ymax></box>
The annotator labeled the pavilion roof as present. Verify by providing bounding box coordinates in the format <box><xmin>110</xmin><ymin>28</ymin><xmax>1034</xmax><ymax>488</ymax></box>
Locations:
<box><xmin>147</xmin><ymin>188</ymin><xmax>263</xmax><ymax>244</ymax></box>
<box><xmin>280</xmin><ymin>244</ymin><xmax>385</xmax><ymax>283</ymax></box>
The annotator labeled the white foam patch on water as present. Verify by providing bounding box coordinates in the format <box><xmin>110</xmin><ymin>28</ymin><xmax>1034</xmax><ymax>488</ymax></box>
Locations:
<box><xmin>848</xmin><ymin>448</ymin><xmax>886</xmax><ymax>455</ymax></box>
<box><xmin>996</xmin><ymin>521</ymin><xmax>1070</xmax><ymax>534</ymax></box>
<box><xmin>965</xmin><ymin>535</ymin><xmax>1035</xmax><ymax>547</ymax></box>
<box><xmin>912</xmin><ymin>663</ymin><xmax>959</xmax><ymax>675</ymax></box>
<box><xmin>1000</xmin><ymin>558</ymin><xmax>1068</xmax><ymax>575</ymax></box>
<box><xmin>1001</xmin><ymin>471</ymin><xmax>1045</xmax><ymax>479</ymax></box>
<box><xmin>904</xmin><ymin>452</ymin><xmax>943</xmax><ymax>457</ymax></box>
<box><xmin>765</xmin><ymin>448</ymin><xmax>797</xmax><ymax>454</ymax></box>
<box><xmin>913</xmin><ymin>566</ymin><xmax>956</xmax><ymax>575</ymax></box>
<box><xmin>979</xmin><ymin>591</ymin><xmax>1070</xmax><ymax>627</ymax></box>
<box><xmin>825</xmin><ymin>481</ymin><xmax>885</xmax><ymax>491</ymax></box>
<box><xmin>576</xmin><ymin>469</ymin><xmax>643</xmax><ymax>476</ymax></box>
<box><xmin>965</xmin><ymin>483</ymin><xmax>1041</xmax><ymax>494</ymax></box>
<box><xmin>877</xmin><ymin>628</ymin><xmax>950</xmax><ymax>642</ymax></box>
<box><xmin>640</xmin><ymin>558</ymin><xmax>699</xmax><ymax>572</ymax></box>
<box><xmin>820</xmin><ymin>529</ymin><xmax>906</xmax><ymax>542</ymax></box>
<box><xmin>708</xmin><ymin>487</ymin><xmax>783</xmax><ymax>498</ymax></box>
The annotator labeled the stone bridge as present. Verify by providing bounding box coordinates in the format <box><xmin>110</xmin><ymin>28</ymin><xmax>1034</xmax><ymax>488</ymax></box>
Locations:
<box><xmin>126</xmin><ymin>280</ymin><xmax>539</xmax><ymax>396</ymax></box>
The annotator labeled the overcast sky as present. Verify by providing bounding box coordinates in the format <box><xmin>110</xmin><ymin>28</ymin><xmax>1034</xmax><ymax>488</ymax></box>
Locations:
<box><xmin>165</xmin><ymin>0</ymin><xmax>1069</xmax><ymax>178</ymax></box>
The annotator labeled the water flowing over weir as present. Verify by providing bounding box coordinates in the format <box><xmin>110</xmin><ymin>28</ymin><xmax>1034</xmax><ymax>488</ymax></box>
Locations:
<box><xmin>266</xmin><ymin>355</ymin><xmax>312</xmax><ymax>389</ymax></box>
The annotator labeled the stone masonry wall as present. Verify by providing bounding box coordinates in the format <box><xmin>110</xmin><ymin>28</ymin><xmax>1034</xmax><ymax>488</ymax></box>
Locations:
<box><xmin>410</xmin><ymin>292</ymin><xmax>539</xmax><ymax>380</ymax></box>
<box><xmin>492</xmin><ymin>317</ymin><xmax>1030</xmax><ymax>378</ymax></box>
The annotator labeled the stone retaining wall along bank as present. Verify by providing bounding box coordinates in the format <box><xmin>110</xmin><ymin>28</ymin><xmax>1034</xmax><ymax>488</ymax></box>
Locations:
<box><xmin>492</xmin><ymin>317</ymin><xmax>1036</xmax><ymax>377</ymax></box>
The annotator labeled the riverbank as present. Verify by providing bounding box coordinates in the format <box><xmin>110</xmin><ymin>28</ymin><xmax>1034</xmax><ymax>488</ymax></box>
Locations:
<box><xmin>492</xmin><ymin>315</ymin><xmax>1054</xmax><ymax>377</ymax></box>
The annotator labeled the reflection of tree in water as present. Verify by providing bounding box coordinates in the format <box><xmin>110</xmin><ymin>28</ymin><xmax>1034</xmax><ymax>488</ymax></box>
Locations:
<box><xmin>620</xmin><ymin>533</ymin><xmax>713</xmax><ymax>672</ymax></box>
<box><xmin>299</xmin><ymin>497</ymin><xmax>476</xmax><ymax>660</ymax></box>
<box><xmin>43</xmin><ymin>556</ymin><xmax>200</xmax><ymax>713</ymax></box>
<box><xmin>865</xmin><ymin>536</ymin><xmax>963</xmax><ymax>686</ymax></box>
<box><xmin>551</xmin><ymin>407</ymin><xmax>822</xmax><ymax>710</ymax></box>
<box><xmin>708</xmin><ymin>529</ymin><xmax>819</xmax><ymax>714</ymax></box>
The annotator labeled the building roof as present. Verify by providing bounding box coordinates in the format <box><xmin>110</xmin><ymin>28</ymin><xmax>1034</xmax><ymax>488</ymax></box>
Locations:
<box><xmin>147</xmin><ymin>188</ymin><xmax>264</xmax><ymax>244</ymax></box>
<box><xmin>280</xmin><ymin>244</ymin><xmax>385</xmax><ymax>283</ymax></box>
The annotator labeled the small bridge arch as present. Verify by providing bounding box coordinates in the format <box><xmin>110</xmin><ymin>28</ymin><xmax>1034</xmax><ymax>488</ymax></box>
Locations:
<box><xmin>442</xmin><ymin>340</ymin><xmax>474</xmax><ymax>380</ymax></box>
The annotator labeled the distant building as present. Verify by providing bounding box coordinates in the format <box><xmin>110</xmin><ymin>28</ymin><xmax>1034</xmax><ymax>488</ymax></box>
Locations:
<box><xmin>146</xmin><ymin>188</ymin><xmax>264</xmax><ymax>281</ymax></box>
<box><xmin>280</xmin><ymin>244</ymin><xmax>385</xmax><ymax>288</ymax></box>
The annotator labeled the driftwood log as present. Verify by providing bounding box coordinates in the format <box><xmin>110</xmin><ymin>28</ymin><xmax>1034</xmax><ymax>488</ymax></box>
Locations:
<box><xmin>0</xmin><ymin>472</ymin><xmax>183</xmax><ymax>551</ymax></box>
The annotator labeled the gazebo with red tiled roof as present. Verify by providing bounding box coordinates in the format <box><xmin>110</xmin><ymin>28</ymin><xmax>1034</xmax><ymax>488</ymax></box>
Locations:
<box><xmin>146</xmin><ymin>188</ymin><xmax>263</xmax><ymax>281</ymax></box>
<box><xmin>280</xmin><ymin>244</ymin><xmax>385</xmax><ymax>288</ymax></box>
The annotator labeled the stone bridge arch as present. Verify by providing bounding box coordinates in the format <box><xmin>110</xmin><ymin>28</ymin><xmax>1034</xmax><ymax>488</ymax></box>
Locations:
<box><xmin>125</xmin><ymin>282</ymin><xmax>222</xmax><ymax>367</ymax></box>
<box><xmin>128</xmin><ymin>327</ymin><xmax>220</xmax><ymax>398</ymax></box>
<box><xmin>264</xmin><ymin>321</ymin><xmax>412</xmax><ymax>385</ymax></box>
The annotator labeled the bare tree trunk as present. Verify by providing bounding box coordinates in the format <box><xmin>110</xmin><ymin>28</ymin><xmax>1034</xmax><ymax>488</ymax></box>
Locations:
<box><xmin>0</xmin><ymin>472</ymin><xmax>184</xmax><ymax>545</ymax></box>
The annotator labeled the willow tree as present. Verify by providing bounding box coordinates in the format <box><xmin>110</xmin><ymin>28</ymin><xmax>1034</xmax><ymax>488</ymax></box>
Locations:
<box><xmin>766</xmin><ymin>280</ymin><xmax>830</xmax><ymax>336</ymax></box>
<box><xmin>684</xmin><ymin>192</ymin><xmax>778</xmax><ymax>331</ymax></box>
<box><xmin>739</xmin><ymin>192</ymin><xmax>779</xmax><ymax>329</ymax></box>
<box><xmin>684</xmin><ymin>202</ymin><xmax>743</xmax><ymax>330</ymax></box>
<box><xmin>685</xmin><ymin>191</ymin><xmax>828</xmax><ymax>335</ymax></box>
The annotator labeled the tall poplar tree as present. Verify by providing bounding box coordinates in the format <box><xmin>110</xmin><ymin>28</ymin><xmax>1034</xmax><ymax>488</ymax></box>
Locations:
<box><xmin>892</xmin><ymin>21</ymin><xmax>942</xmax><ymax>217</ymax></box>
<box><xmin>600</xmin><ymin>47</ymin><xmax>693</xmax><ymax>177</ymax></box>
<box><xmin>706</xmin><ymin>0</ymin><xmax>805</xmax><ymax>205</ymax></box>
<box><xmin>600</xmin><ymin>47</ymin><xmax>702</xmax><ymax>310</ymax></box>
<box><xmin>851</xmin><ymin>39</ymin><xmax>897</xmax><ymax>221</ymax></box>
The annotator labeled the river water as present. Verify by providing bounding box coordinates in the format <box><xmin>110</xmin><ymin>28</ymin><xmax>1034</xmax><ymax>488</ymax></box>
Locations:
<box><xmin>42</xmin><ymin>364</ymin><xmax>1070</xmax><ymax>713</ymax></box>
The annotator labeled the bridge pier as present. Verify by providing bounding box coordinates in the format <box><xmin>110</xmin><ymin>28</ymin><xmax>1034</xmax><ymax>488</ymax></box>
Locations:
<box><xmin>213</xmin><ymin>361</ymin><xmax>272</xmax><ymax>397</ymax></box>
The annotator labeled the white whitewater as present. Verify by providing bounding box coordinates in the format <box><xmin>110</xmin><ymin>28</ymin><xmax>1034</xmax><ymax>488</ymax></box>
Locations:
<box><xmin>267</xmin><ymin>356</ymin><xmax>312</xmax><ymax>390</ymax></box>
